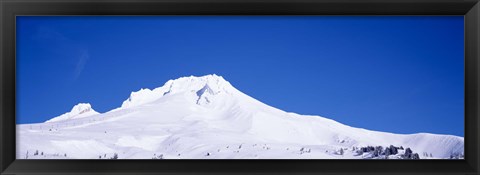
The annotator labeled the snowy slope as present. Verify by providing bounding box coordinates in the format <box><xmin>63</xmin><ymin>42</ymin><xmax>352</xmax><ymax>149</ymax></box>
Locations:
<box><xmin>16</xmin><ymin>74</ymin><xmax>464</xmax><ymax>159</ymax></box>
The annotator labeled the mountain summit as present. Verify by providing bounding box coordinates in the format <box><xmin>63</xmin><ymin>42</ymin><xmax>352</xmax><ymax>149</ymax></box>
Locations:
<box><xmin>121</xmin><ymin>74</ymin><xmax>235</xmax><ymax>109</ymax></box>
<box><xmin>18</xmin><ymin>74</ymin><xmax>464</xmax><ymax>159</ymax></box>
<box><xmin>45</xmin><ymin>103</ymin><xmax>99</xmax><ymax>123</ymax></box>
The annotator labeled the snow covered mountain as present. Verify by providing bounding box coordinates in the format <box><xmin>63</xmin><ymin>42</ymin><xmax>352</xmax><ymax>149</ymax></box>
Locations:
<box><xmin>45</xmin><ymin>103</ymin><xmax>99</xmax><ymax>123</ymax></box>
<box><xmin>16</xmin><ymin>74</ymin><xmax>464</xmax><ymax>159</ymax></box>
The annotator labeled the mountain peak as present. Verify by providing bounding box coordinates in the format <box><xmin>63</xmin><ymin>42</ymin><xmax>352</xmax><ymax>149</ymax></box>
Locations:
<box><xmin>172</xmin><ymin>74</ymin><xmax>228</xmax><ymax>88</ymax></box>
<box><xmin>189</xmin><ymin>74</ymin><xmax>224</xmax><ymax>81</ymax></box>
<box><xmin>121</xmin><ymin>74</ymin><xmax>235</xmax><ymax>109</ymax></box>
<box><xmin>172</xmin><ymin>74</ymin><xmax>231</xmax><ymax>92</ymax></box>
<box><xmin>70</xmin><ymin>103</ymin><xmax>94</xmax><ymax>114</ymax></box>
<box><xmin>45</xmin><ymin>103</ymin><xmax>99</xmax><ymax>123</ymax></box>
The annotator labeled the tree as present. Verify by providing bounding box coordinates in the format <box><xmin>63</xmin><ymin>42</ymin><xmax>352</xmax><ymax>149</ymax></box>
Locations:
<box><xmin>339</xmin><ymin>148</ymin><xmax>344</xmax><ymax>155</ymax></box>
<box><xmin>406</xmin><ymin>148</ymin><xmax>412</xmax><ymax>153</ymax></box>
<box><xmin>300</xmin><ymin>147</ymin><xmax>305</xmax><ymax>154</ymax></box>
<box><xmin>371</xmin><ymin>146</ymin><xmax>383</xmax><ymax>157</ymax></box>
<box><xmin>153</xmin><ymin>154</ymin><xmax>164</xmax><ymax>159</ymax></box>
<box><xmin>389</xmin><ymin>145</ymin><xmax>398</xmax><ymax>155</ymax></box>
<box><xmin>111</xmin><ymin>153</ymin><xmax>118</xmax><ymax>159</ymax></box>
<box><xmin>377</xmin><ymin>146</ymin><xmax>383</xmax><ymax>154</ymax></box>
<box><xmin>356</xmin><ymin>150</ymin><xmax>363</xmax><ymax>156</ymax></box>
<box><xmin>412</xmin><ymin>153</ymin><xmax>420</xmax><ymax>159</ymax></box>
<box><xmin>402</xmin><ymin>148</ymin><xmax>421</xmax><ymax>159</ymax></box>
<box><xmin>385</xmin><ymin>147</ymin><xmax>391</xmax><ymax>156</ymax></box>
<box><xmin>405</xmin><ymin>148</ymin><xmax>413</xmax><ymax>158</ymax></box>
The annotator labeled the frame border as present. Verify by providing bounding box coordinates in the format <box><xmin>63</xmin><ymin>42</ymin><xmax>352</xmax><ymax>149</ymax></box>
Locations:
<box><xmin>1</xmin><ymin>0</ymin><xmax>479</xmax><ymax>174</ymax></box>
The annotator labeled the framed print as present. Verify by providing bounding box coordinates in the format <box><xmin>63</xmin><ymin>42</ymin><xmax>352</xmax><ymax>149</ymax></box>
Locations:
<box><xmin>1</xmin><ymin>0</ymin><xmax>479</xmax><ymax>174</ymax></box>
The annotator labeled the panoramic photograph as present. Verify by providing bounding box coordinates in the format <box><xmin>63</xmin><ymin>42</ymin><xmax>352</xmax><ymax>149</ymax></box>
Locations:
<box><xmin>16</xmin><ymin>16</ymin><xmax>464</xmax><ymax>159</ymax></box>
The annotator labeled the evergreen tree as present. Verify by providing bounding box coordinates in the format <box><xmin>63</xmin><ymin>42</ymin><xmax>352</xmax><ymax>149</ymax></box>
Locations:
<box><xmin>412</xmin><ymin>153</ymin><xmax>420</xmax><ymax>159</ymax></box>
<box><xmin>406</xmin><ymin>148</ymin><xmax>412</xmax><ymax>153</ymax></box>
<box><xmin>111</xmin><ymin>153</ymin><xmax>118</xmax><ymax>159</ymax></box>
<box><xmin>385</xmin><ymin>147</ymin><xmax>391</xmax><ymax>156</ymax></box>
<box><xmin>389</xmin><ymin>145</ymin><xmax>398</xmax><ymax>155</ymax></box>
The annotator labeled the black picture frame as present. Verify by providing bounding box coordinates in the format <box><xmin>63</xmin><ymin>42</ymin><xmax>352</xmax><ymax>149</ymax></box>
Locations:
<box><xmin>1</xmin><ymin>0</ymin><xmax>479</xmax><ymax>174</ymax></box>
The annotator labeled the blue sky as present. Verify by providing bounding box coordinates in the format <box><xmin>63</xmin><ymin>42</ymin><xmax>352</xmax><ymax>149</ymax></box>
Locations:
<box><xmin>16</xmin><ymin>16</ymin><xmax>464</xmax><ymax>137</ymax></box>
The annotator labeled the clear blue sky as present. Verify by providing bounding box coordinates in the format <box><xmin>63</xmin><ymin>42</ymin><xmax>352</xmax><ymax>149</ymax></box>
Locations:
<box><xmin>16</xmin><ymin>16</ymin><xmax>464</xmax><ymax>137</ymax></box>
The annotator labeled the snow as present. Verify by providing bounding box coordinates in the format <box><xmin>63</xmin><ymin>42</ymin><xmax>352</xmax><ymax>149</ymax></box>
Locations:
<box><xmin>45</xmin><ymin>103</ymin><xmax>99</xmax><ymax>123</ymax></box>
<box><xmin>17</xmin><ymin>74</ymin><xmax>464</xmax><ymax>159</ymax></box>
